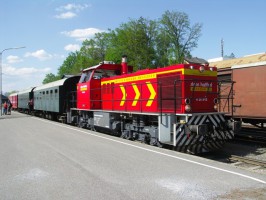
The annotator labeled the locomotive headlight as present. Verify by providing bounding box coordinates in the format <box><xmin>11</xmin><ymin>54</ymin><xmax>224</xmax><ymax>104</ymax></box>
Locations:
<box><xmin>213</xmin><ymin>98</ymin><xmax>219</xmax><ymax>104</ymax></box>
<box><xmin>190</xmin><ymin>65</ymin><xmax>194</xmax><ymax>69</ymax></box>
<box><xmin>185</xmin><ymin>98</ymin><xmax>191</xmax><ymax>112</ymax></box>
<box><xmin>213</xmin><ymin>98</ymin><xmax>219</xmax><ymax>110</ymax></box>
<box><xmin>209</xmin><ymin>67</ymin><xmax>214</xmax><ymax>71</ymax></box>
<box><xmin>199</xmin><ymin>66</ymin><xmax>205</xmax><ymax>73</ymax></box>
<box><xmin>185</xmin><ymin>98</ymin><xmax>191</xmax><ymax>105</ymax></box>
<box><xmin>185</xmin><ymin>105</ymin><xmax>191</xmax><ymax>112</ymax></box>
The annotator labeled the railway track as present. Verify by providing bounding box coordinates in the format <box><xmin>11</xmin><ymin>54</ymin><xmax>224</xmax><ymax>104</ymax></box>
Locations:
<box><xmin>229</xmin><ymin>155</ymin><xmax>266</xmax><ymax>168</ymax></box>
<box><xmin>235</xmin><ymin>126</ymin><xmax>266</xmax><ymax>145</ymax></box>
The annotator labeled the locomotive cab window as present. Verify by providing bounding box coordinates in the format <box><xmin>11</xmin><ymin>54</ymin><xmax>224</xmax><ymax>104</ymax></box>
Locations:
<box><xmin>95</xmin><ymin>69</ymin><xmax>116</xmax><ymax>79</ymax></box>
<box><xmin>79</xmin><ymin>71</ymin><xmax>92</xmax><ymax>83</ymax></box>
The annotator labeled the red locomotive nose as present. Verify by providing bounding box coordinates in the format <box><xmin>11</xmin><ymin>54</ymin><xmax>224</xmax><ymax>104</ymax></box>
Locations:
<box><xmin>121</xmin><ymin>55</ymin><xmax>128</xmax><ymax>75</ymax></box>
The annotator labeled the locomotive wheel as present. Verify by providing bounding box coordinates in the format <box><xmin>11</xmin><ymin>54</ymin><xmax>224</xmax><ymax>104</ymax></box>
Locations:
<box><xmin>48</xmin><ymin>114</ymin><xmax>52</xmax><ymax>120</ymax></box>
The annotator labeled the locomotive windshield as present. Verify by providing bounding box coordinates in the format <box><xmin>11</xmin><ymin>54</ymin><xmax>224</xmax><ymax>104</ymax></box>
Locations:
<box><xmin>79</xmin><ymin>71</ymin><xmax>92</xmax><ymax>83</ymax></box>
<box><xmin>79</xmin><ymin>68</ymin><xmax>120</xmax><ymax>83</ymax></box>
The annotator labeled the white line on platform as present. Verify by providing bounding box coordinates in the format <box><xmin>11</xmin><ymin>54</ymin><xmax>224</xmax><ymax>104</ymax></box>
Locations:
<box><xmin>33</xmin><ymin>117</ymin><xmax>266</xmax><ymax>185</ymax></box>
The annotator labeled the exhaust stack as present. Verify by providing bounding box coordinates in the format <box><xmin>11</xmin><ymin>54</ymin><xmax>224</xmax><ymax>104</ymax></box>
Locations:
<box><xmin>121</xmin><ymin>55</ymin><xmax>128</xmax><ymax>75</ymax></box>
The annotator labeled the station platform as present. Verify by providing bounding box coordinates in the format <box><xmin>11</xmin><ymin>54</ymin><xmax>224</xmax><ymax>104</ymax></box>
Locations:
<box><xmin>0</xmin><ymin>112</ymin><xmax>265</xmax><ymax>199</ymax></box>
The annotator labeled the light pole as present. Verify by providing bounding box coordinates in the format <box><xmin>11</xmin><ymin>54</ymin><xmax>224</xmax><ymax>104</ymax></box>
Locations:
<box><xmin>0</xmin><ymin>46</ymin><xmax>25</xmax><ymax>116</ymax></box>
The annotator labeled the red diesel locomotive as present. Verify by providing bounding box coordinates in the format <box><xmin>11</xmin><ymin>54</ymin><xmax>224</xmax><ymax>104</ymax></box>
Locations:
<box><xmin>68</xmin><ymin>56</ymin><xmax>239</xmax><ymax>153</ymax></box>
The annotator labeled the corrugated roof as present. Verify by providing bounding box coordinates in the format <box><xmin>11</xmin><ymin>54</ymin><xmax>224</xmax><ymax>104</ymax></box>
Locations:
<box><xmin>209</xmin><ymin>53</ymin><xmax>266</xmax><ymax>69</ymax></box>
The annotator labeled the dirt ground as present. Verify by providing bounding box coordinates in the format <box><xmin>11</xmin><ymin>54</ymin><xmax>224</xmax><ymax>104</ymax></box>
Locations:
<box><xmin>217</xmin><ymin>187</ymin><xmax>266</xmax><ymax>200</ymax></box>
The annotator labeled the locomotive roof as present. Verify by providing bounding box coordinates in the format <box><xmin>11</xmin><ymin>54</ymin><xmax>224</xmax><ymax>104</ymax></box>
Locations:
<box><xmin>83</xmin><ymin>64</ymin><xmax>102</xmax><ymax>71</ymax></box>
<box><xmin>82</xmin><ymin>61</ymin><xmax>120</xmax><ymax>72</ymax></box>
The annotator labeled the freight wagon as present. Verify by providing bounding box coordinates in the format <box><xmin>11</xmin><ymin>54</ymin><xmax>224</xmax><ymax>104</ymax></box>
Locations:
<box><xmin>212</xmin><ymin>53</ymin><xmax>266</xmax><ymax>128</ymax></box>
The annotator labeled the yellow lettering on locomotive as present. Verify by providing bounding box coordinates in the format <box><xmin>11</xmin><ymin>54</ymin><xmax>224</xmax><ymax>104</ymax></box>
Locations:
<box><xmin>184</xmin><ymin>69</ymin><xmax>217</xmax><ymax>76</ymax></box>
<box><xmin>191</xmin><ymin>87</ymin><xmax>213</xmax><ymax>92</ymax></box>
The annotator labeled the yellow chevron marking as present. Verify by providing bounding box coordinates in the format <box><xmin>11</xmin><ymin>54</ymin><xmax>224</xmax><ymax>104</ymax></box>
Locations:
<box><xmin>146</xmin><ymin>82</ymin><xmax>156</xmax><ymax>107</ymax></box>
<box><xmin>119</xmin><ymin>85</ymin><xmax>126</xmax><ymax>106</ymax></box>
<box><xmin>132</xmin><ymin>83</ymin><xmax>140</xmax><ymax>106</ymax></box>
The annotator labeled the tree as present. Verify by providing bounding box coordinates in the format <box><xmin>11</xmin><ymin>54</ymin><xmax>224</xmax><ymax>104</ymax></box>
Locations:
<box><xmin>224</xmin><ymin>53</ymin><xmax>236</xmax><ymax>59</ymax></box>
<box><xmin>57</xmin><ymin>51</ymin><xmax>80</xmax><ymax>77</ymax></box>
<box><xmin>42</xmin><ymin>10</ymin><xmax>202</xmax><ymax>83</ymax></box>
<box><xmin>42</xmin><ymin>73</ymin><xmax>60</xmax><ymax>84</ymax></box>
<box><xmin>42</xmin><ymin>52</ymin><xmax>79</xmax><ymax>84</ymax></box>
<box><xmin>106</xmin><ymin>17</ymin><xmax>158</xmax><ymax>70</ymax></box>
<box><xmin>159</xmin><ymin>10</ymin><xmax>202</xmax><ymax>64</ymax></box>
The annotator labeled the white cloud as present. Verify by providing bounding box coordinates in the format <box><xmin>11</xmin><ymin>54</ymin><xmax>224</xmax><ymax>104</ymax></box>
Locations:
<box><xmin>64</xmin><ymin>44</ymin><xmax>80</xmax><ymax>51</ymax></box>
<box><xmin>56</xmin><ymin>3</ymin><xmax>91</xmax><ymax>12</ymax></box>
<box><xmin>55</xmin><ymin>11</ymin><xmax>77</xmax><ymax>19</ymax></box>
<box><xmin>3</xmin><ymin>65</ymin><xmax>51</xmax><ymax>76</ymax></box>
<box><xmin>61</xmin><ymin>28</ymin><xmax>105</xmax><ymax>41</ymax></box>
<box><xmin>6</xmin><ymin>55</ymin><xmax>23</xmax><ymax>64</ymax></box>
<box><xmin>3</xmin><ymin>64</ymin><xmax>51</xmax><ymax>92</ymax></box>
<box><xmin>55</xmin><ymin>3</ymin><xmax>91</xmax><ymax>19</ymax></box>
<box><xmin>24</xmin><ymin>49</ymin><xmax>53</xmax><ymax>61</ymax></box>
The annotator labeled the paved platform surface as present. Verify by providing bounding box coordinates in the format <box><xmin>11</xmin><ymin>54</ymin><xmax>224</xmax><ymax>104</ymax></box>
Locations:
<box><xmin>0</xmin><ymin>112</ymin><xmax>265</xmax><ymax>200</ymax></box>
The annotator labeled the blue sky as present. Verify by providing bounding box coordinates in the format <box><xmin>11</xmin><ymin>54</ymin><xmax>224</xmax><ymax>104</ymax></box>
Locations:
<box><xmin>1</xmin><ymin>0</ymin><xmax>265</xmax><ymax>93</ymax></box>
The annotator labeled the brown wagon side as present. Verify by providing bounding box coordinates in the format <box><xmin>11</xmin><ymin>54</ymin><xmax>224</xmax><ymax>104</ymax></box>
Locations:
<box><xmin>232</xmin><ymin>64</ymin><xmax>266</xmax><ymax>125</ymax></box>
